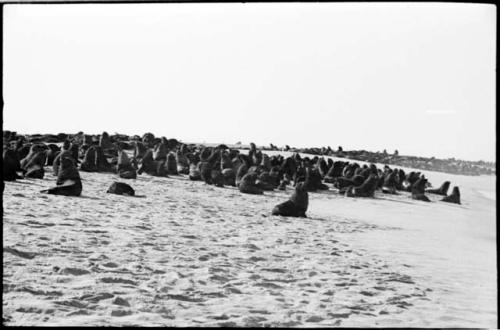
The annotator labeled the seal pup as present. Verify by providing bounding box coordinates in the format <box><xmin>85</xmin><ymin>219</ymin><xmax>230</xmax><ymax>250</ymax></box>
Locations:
<box><xmin>426</xmin><ymin>181</ymin><xmax>451</xmax><ymax>196</ymax></box>
<box><xmin>272</xmin><ymin>182</ymin><xmax>308</xmax><ymax>217</ymax></box>
<box><xmin>239</xmin><ymin>172</ymin><xmax>264</xmax><ymax>195</ymax></box>
<box><xmin>441</xmin><ymin>186</ymin><xmax>461</xmax><ymax>204</ymax></box>
<box><xmin>107</xmin><ymin>182</ymin><xmax>135</xmax><ymax>196</ymax></box>
<box><xmin>41</xmin><ymin>157</ymin><xmax>82</xmax><ymax>196</ymax></box>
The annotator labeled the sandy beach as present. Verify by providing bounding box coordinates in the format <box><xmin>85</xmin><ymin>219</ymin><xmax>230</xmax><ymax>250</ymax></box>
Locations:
<box><xmin>2</xmin><ymin>152</ymin><xmax>496</xmax><ymax>327</ymax></box>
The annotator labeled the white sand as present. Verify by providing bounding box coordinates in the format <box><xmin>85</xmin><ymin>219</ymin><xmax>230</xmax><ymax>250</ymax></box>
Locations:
<box><xmin>3</xmin><ymin>153</ymin><xmax>496</xmax><ymax>327</ymax></box>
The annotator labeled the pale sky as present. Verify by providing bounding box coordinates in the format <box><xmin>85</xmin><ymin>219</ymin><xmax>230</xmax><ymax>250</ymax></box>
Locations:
<box><xmin>3</xmin><ymin>3</ymin><xmax>496</xmax><ymax>162</ymax></box>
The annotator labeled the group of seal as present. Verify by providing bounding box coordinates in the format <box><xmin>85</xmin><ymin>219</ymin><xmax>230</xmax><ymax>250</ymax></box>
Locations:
<box><xmin>3</xmin><ymin>131</ymin><xmax>463</xmax><ymax>210</ymax></box>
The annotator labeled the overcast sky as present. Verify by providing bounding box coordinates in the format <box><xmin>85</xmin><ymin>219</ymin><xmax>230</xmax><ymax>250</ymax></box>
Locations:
<box><xmin>3</xmin><ymin>3</ymin><xmax>496</xmax><ymax>162</ymax></box>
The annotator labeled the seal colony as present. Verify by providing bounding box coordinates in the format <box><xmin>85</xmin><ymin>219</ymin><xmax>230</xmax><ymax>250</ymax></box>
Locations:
<box><xmin>3</xmin><ymin>131</ymin><xmax>462</xmax><ymax>207</ymax></box>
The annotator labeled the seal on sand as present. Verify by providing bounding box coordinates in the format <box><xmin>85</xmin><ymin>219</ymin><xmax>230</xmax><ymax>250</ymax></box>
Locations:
<box><xmin>441</xmin><ymin>186</ymin><xmax>461</xmax><ymax>204</ymax></box>
<box><xmin>3</xmin><ymin>149</ymin><xmax>23</xmax><ymax>181</ymax></box>
<box><xmin>117</xmin><ymin>150</ymin><xmax>137</xmax><ymax>179</ymax></box>
<box><xmin>239</xmin><ymin>172</ymin><xmax>264</xmax><ymax>195</ymax></box>
<box><xmin>41</xmin><ymin>157</ymin><xmax>82</xmax><ymax>196</ymax></box>
<box><xmin>272</xmin><ymin>182</ymin><xmax>308</xmax><ymax>217</ymax></box>
<box><xmin>107</xmin><ymin>182</ymin><xmax>135</xmax><ymax>196</ymax></box>
<box><xmin>426</xmin><ymin>181</ymin><xmax>451</xmax><ymax>196</ymax></box>
<box><xmin>411</xmin><ymin>176</ymin><xmax>431</xmax><ymax>202</ymax></box>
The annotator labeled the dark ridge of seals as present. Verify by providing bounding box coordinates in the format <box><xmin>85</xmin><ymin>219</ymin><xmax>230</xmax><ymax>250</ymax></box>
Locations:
<box><xmin>41</xmin><ymin>157</ymin><xmax>82</xmax><ymax>197</ymax></box>
<box><xmin>221</xmin><ymin>168</ymin><xmax>236</xmax><ymax>186</ymax></box>
<box><xmin>441</xmin><ymin>186</ymin><xmax>461</xmax><ymax>204</ymax></box>
<box><xmin>107</xmin><ymin>182</ymin><xmax>135</xmax><ymax>196</ymax></box>
<box><xmin>239</xmin><ymin>172</ymin><xmax>264</xmax><ymax>195</ymax></box>
<box><xmin>3</xmin><ymin>149</ymin><xmax>23</xmax><ymax>181</ymax></box>
<box><xmin>117</xmin><ymin>150</ymin><xmax>137</xmax><ymax>179</ymax></box>
<box><xmin>80</xmin><ymin>146</ymin><xmax>98</xmax><ymax>172</ymax></box>
<box><xmin>165</xmin><ymin>152</ymin><xmax>178</xmax><ymax>175</ymax></box>
<box><xmin>426</xmin><ymin>181</ymin><xmax>451</xmax><ymax>196</ymax></box>
<box><xmin>272</xmin><ymin>182</ymin><xmax>308</xmax><ymax>217</ymax></box>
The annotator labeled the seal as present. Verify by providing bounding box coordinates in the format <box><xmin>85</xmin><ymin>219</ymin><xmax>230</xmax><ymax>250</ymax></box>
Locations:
<box><xmin>411</xmin><ymin>176</ymin><xmax>431</xmax><ymax>202</ymax></box>
<box><xmin>381</xmin><ymin>170</ymin><xmax>398</xmax><ymax>194</ymax></box>
<box><xmin>117</xmin><ymin>150</ymin><xmax>137</xmax><ymax>179</ymax></box>
<box><xmin>41</xmin><ymin>156</ymin><xmax>82</xmax><ymax>196</ymax></box>
<box><xmin>350</xmin><ymin>174</ymin><xmax>379</xmax><ymax>197</ymax></box>
<box><xmin>24</xmin><ymin>151</ymin><xmax>47</xmax><ymax>179</ymax></box>
<box><xmin>221</xmin><ymin>168</ymin><xmax>236</xmax><ymax>186</ymax></box>
<box><xmin>165</xmin><ymin>152</ymin><xmax>178</xmax><ymax>175</ymax></box>
<box><xmin>95</xmin><ymin>146</ymin><xmax>114</xmax><ymax>172</ymax></box>
<box><xmin>153</xmin><ymin>140</ymin><xmax>168</xmax><ymax>161</ymax></box>
<box><xmin>271</xmin><ymin>182</ymin><xmax>308</xmax><ymax>217</ymax></box>
<box><xmin>45</xmin><ymin>144</ymin><xmax>60</xmax><ymax>166</ymax></box>
<box><xmin>80</xmin><ymin>146</ymin><xmax>98</xmax><ymax>172</ymax></box>
<box><xmin>107</xmin><ymin>181</ymin><xmax>135</xmax><ymax>196</ymax></box>
<box><xmin>239</xmin><ymin>172</ymin><xmax>264</xmax><ymax>195</ymax></box>
<box><xmin>441</xmin><ymin>186</ymin><xmax>461</xmax><ymax>204</ymax></box>
<box><xmin>303</xmin><ymin>167</ymin><xmax>328</xmax><ymax>192</ymax></box>
<box><xmin>133</xmin><ymin>141</ymin><xmax>148</xmax><ymax>160</ymax></box>
<box><xmin>175</xmin><ymin>151</ymin><xmax>190</xmax><ymax>175</ymax></box>
<box><xmin>256</xmin><ymin>171</ymin><xmax>275</xmax><ymax>191</ymax></box>
<box><xmin>138</xmin><ymin>149</ymin><xmax>167</xmax><ymax>176</ymax></box>
<box><xmin>426</xmin><ymin>181</ymin><xmax>450</xmax><ymax>196</ymax></box>
<box><xmin>189</xmin><ymin>162</ymin><xmax>202</xmax><ymax>181</ymax></box>
<box><xmin>3</xmin><ymin>149</ymin><xmax>23</xmax><ymax>181</ymax></box>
